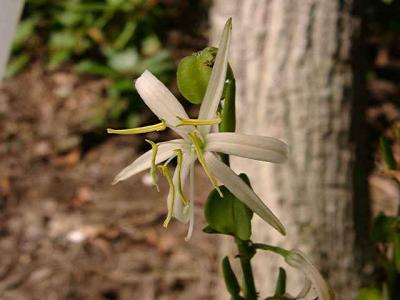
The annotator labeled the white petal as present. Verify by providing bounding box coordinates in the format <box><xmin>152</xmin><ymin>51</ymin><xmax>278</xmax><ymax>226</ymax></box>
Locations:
<box><xmin>135</xmin><ymin>70</ymin><xmax>193</xmax><ymax>137</ymax></box>
<box><xmin>185</xmin><ymin>162</ymin><xmax>195</xmax><ymax>241</ymax></box>
<box><xmin>198</xmin><ymin>18</ymin><xmax>232</xmax><ymax>134</ymax></box>
<box><xmin>169</xmin><ymin>153</ymin><xmax>196</xmax><ymax>223</ymax></box>
<box><xmin>112</xmin><ymin>139</ymin><xmax>184</xmax><ymax>184</ymax></box>
<box><xmin>285</xmin><ymin>250</ymin><xmax>334</xmax><ymax>300</ymax></box>
<box><xmin>204</xmin><ymin>152</ymin><xmax>286</xmax><ymax>235</ymax></box>
<box><xmin>206</xmin><ymin>132</ymin><xmax>288</xmax><ymax>163</ymax></box>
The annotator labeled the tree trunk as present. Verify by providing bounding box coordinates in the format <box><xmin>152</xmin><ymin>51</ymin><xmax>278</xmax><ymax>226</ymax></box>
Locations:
<box><xmin>210</xmin><ymin>1</ymin><xmax>368</xmax><ymax>299</ymax></box>
<box><xmin>0</xmin><ymin>0</ymin><xmax>24</xmax><ymax>79</ymax></box>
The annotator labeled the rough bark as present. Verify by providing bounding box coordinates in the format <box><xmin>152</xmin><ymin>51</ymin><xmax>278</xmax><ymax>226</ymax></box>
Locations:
<box><xmin>210</xmin><ymin>1</ymin><xmax>367</xmax><ymax>298</ymax></box>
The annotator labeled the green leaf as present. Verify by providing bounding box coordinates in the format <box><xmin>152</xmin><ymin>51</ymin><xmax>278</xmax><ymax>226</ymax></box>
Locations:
<box><xmin>74</xmin><ymin>60</ymin><xmax>118</xmax><ymax>77</ymax></box>
<box><xmin>204</xmin><ymin>174</ymin><xmax>253</xmax><ymax>240</ymax></box>
<box><xmin>111</xmin><ymin>79</ymin><xmax>134</xmax><ymax>93</ymax></box>
<box><xmin>220</xmin><ymin>68</ymin><xmax>236</xmax><ymax>134</ymax></box>
<box><xmin>202</xmin><ymin>225</ymin><xmax>219</xmax><ymax>234</ymax></box>
<box><xmin>371</xmin><ymin>214</ymin><xmax>399</xmax><ymax>242</ymax></box>
<box><xmin>274</xmin><ymin>268</ymin><xmax>286</xmax><ymax>296</ymax></box>
<box><xmin>219</xmin><ymin>67</ymin><xmax>236</xmax><ymax>165</ymax></box>
<box><xmin>13</xmin><ymin>18</ymin><xmax>37</xmax><ymax>50</ymax></box>
<box><xmin>222</xmin><ymin>257</ymin><xmax>241</xmax><ymax>297</ymax></box>
<box><xmin>394</xmin><ymin>233</ymin><xmax>400</xmax><ymax>272</ymax></box>
<box><xmin>357</xmin><ymin>288</ymin><xmax>383</xmax><ymax>300</ymax></box>
<box><xmin>113</xmin><ymin>21</ymin><xmax>136</xmax><ymax>50</ymax></box>
<box><xmin>380</xmin><ymin>136</ymin><xmax>397</xmax><ymax>170</ymax></box>
<box><xmin>47</xmin><ymin>51</ymin><xmax>70</xmax><ymax>70</ymax></box>
<box><xmin>4</xmin><ymin>54</ymin><xmax>30</xmax><ymax>79</ymax></box>
<box><xmin>49</xmin><ymin>30</ymin><xmax>77</xmax><ymax>51</ymax></box>
<box><xmin>56</xmin><ymin>10</ymin><xmax>82</xmax><ymax>27</ymax></box>
<box><xmin>107</xmin><ymin>0</ymin><xmax>125</xmax><ymax>6</ymax></box>
<box><xmin>177</xmin><ymin>47</ymin><xmax>217</xmax><ymax>104</ymax></box>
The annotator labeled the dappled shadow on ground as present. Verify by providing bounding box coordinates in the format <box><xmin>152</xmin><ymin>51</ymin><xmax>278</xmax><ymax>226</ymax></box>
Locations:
<box><xmin>0</xmin><ymin>63</ymin><xmax>218</xmax><ymax>300</ymax></box>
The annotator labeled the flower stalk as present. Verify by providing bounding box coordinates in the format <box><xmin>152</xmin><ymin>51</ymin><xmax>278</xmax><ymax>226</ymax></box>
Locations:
<box><xmin>216</xmin><ymin>61</ymin><xmax>259</xmax><ymax>300</ymax></box>
<box><xmin>236</xmin><ymin>239</ymin><xmax>258</xmax><ymax>300</ymax></box>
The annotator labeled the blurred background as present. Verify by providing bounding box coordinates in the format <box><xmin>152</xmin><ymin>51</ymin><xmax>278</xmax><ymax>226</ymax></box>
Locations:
<box><xmin>1</xmin><ymin>0</ymin><xmax>400</xmax><ymax>299</ymax></box>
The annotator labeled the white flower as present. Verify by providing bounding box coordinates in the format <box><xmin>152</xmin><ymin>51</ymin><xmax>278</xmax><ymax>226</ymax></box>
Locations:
<box><xmin>285</xmin><ymin>249</ymin><xmax>335</xmax><ymax>300</ymax></box>
<box><xmin>108</xmin><ymin>19</ymin><xmax>288</xmax><ymax>240</ymax></box>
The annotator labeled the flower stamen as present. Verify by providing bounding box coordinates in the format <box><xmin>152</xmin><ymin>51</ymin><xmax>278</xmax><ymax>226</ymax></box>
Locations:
<box><xmin>145</xmin><ymin>139</ymin><xmax>160</xmax><ymax>192</ymax></box>
<box><xmin>107</xmin><ymin>120</ymin><xmax>166</xmax><ymax>135</ymax></box>
<box><xmin>176</xmin><ymin>114</ymin><xmax>221</xmax><ymax>127</ymax></box>
<box><xmin>189</xmin><ymin>131</ymin><xmax>223</xmax><ymax>197</ymax></box>
<box><xmin>158</xmin><ymin>165</ymin><xmax>175</xmax><ymax>228</ymax></box>
<box><xmin>174</xmin><ymin>149</ymin><xmax>190</xmax><ymax>207</ymax></box>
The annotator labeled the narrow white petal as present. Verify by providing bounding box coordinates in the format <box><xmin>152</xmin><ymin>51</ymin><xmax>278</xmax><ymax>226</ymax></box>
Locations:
<box><xmin>206</xmin><ymin>132</ymin><xmax>288</xmax><ymax>163</ymax></box>
<box><xmin>135</xmin><ymin>70</ymin><xmax>193</xmax><ymax>137</ymax></box>
<box><xmin>170</xmin><ymin>153</ymin><xmax>196</xmax><ymax>223</ymax></box>
<box><xmin>204</xmin><ymin>152</ymin><xmax>286</xmax><ymax>235</ymax></box>
<box><xmin>198</xmin><ymin>18</ymin><xmax>232</xmax><ymax>134</ymax></box>
<box><xmin>185</xmin><ymin>163</ymin><xmax>195</xmax><ymax>241</ymax></box>
<box><xmin>296</xmin><ymin>278</ymin><xmax>312</xmax><ymax>299</ymax></box>
<box><xmin>113</xmin><ymin>139</ymin><xmax>184</xmax><ymax>184</ymax></box>
<box><xmin>285</xmin><ymin>250</ymin><xmax>334</xmax><ymax>300</ymax></box>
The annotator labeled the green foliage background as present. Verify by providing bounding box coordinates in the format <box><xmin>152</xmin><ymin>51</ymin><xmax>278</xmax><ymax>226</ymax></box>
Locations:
<box><xmin>8</xmin><ymin>0</ymin><xmax>208</xmax><ymax>129</ymax></box>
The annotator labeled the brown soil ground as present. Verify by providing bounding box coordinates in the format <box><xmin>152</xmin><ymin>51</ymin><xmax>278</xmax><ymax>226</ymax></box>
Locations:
<box><xmin>0</xmin><ymin>62</ymin><xmax>219</xmax><ymax>300</ymax></box>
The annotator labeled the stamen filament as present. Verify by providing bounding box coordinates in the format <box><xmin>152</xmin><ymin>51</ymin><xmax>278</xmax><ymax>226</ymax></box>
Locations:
<box><xmin>177</xmin><ymin>115</ymin><xmax>221</xmax><ymax>127</ymax></box>
<box><xmin>174</xmin><ymin>149</ymin><xmax>190</xmax><ymax>207</ymax></box>
<box><xmin>158</xmin><ymin>165</ymin><xmax>175</xmax><ymax>228</ymax></box>
<box><xmin>189</xmin><ymin>131</ymin><xmax>223</xmax><ymax>197</ymax></box>
<box><xmin>145</xmin><ymin>139</ymin><xmax>160</xmax><ymax>192</ymax></box>
<box><xmin>107</xmin><ymin>120</ymin><xmax>166</xmax><ymax>135</ymax></box>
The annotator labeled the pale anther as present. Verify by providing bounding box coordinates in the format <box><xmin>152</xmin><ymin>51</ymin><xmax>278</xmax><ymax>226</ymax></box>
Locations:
<box><xmin>107</xmin><ymin>120</ymin><xmax>166</xmax><ymax>135</ymax></box>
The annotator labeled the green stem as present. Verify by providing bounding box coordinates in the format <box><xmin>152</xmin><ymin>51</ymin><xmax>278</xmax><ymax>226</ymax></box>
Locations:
<box><xmin>236</xmin><ymin>239</ymin><xmax>257</xmax><ymax>300</ymax></box>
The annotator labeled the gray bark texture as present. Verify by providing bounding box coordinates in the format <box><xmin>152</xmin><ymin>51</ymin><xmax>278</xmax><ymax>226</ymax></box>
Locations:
<box><xmin>210</xmin><ymin>0</ymin><xmax>367</xmax><ymax>299</ymax></box>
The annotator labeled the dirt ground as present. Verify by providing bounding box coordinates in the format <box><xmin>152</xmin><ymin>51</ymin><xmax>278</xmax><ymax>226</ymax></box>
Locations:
<box><xmin>0</xmin><ymin>62</ymin><xmax>220</xmax><ymax>300</ymax></box>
